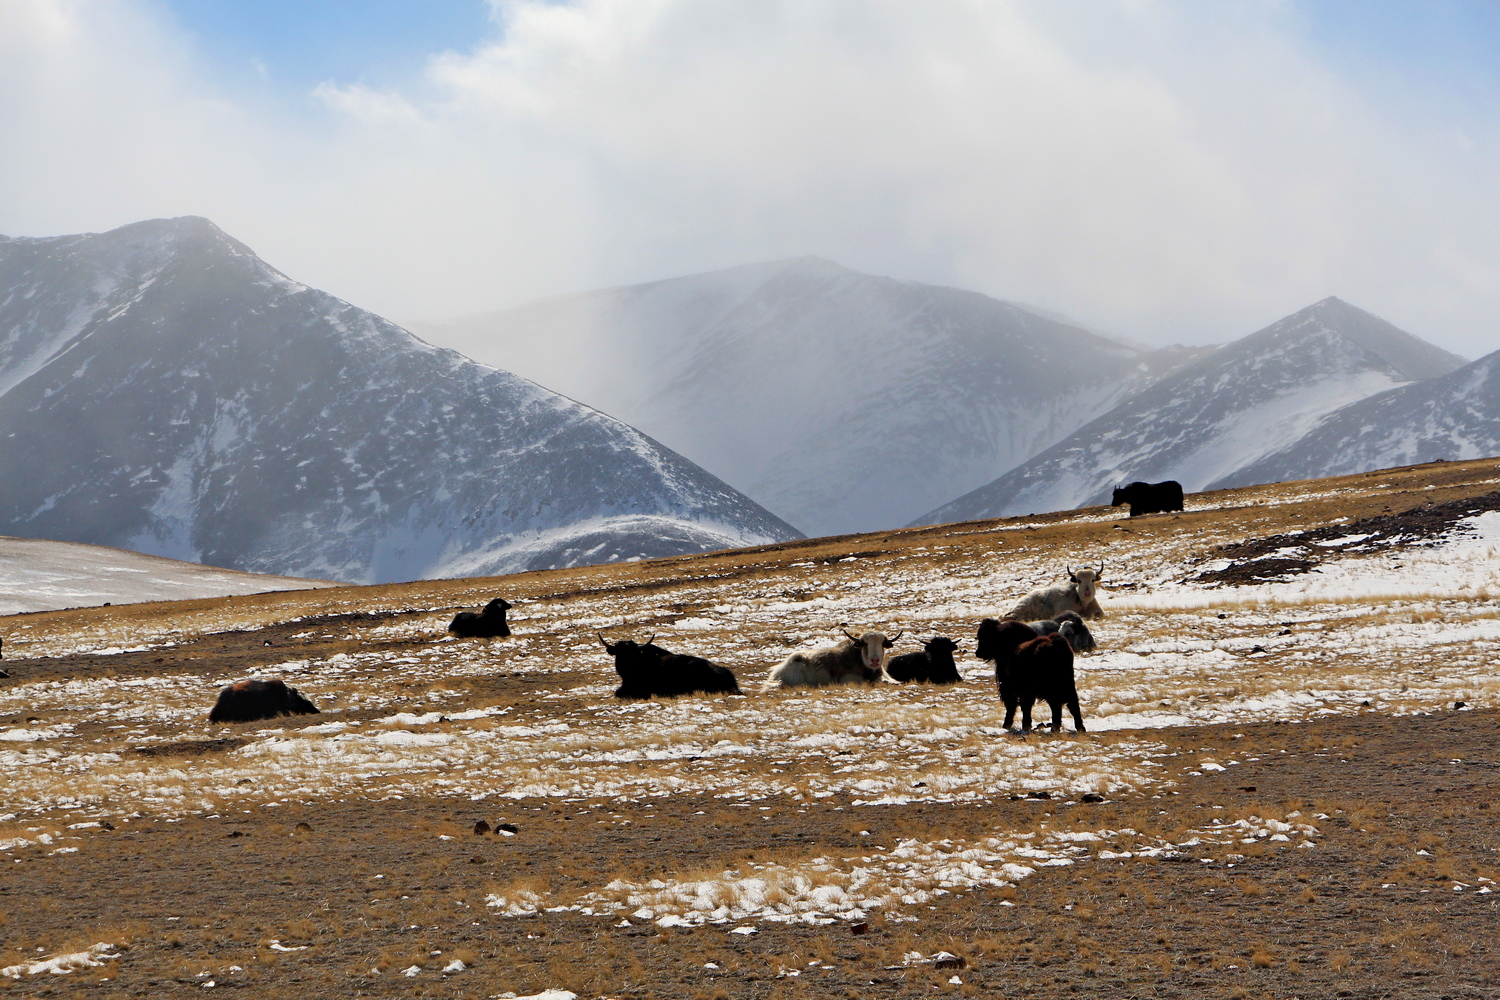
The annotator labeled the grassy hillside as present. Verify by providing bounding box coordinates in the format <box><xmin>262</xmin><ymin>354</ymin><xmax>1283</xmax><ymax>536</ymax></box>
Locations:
<box><xmin>2</xmin><ymin>457</ymin><xmax>1498</xmax><ymax>996</ymax></box>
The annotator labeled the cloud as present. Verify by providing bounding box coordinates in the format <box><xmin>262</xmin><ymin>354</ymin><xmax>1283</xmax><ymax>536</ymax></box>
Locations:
<box><xmin>1</xmin><ymin>0</ymin><xmax>1497</xmax><ymax>356</ymax></box>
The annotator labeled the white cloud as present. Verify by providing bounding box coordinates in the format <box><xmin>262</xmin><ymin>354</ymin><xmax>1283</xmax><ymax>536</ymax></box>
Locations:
<box><xmin>1</xmin><ymin>0</ymin><xmax>1497</xmax><ymax>356</ymax></box>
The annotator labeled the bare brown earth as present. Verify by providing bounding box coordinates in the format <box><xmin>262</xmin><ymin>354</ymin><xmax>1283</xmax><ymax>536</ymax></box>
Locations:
<box><xmin>3</xmin><ymin>457</ymin><xmax>1500</xmax><ymax>998</ymax></box>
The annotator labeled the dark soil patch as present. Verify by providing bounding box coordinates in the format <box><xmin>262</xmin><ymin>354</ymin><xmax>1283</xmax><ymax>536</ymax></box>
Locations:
<box><xmin>1193</xmin><ymin>489</ymin><xmax>1500</xmax><ymax>586</ymax></box>
<box><xmin>131</xmin><ymin>738</ymin><xmax>248</xmax><ymax>757</ymax></box>
<box><xmin>1194</xmin><ymin>556</ymin><xmax>1320</xmax><ymax>586</ymax></box>
<box><xmin>1225</xmin><ymin>489</ymin><xmax>1500</xmax><ymax>559</ymax></box>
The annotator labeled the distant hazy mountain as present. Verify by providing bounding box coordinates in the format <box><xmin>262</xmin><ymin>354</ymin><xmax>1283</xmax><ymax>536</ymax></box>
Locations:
<box><xmin>416</xmin><ymin>259</ymin><xmax>1212</xmax><ymax>536</ymax></box>
<box><xmin>1217</xmin><ymin>347</ymin><xmax>1500</xmax><ymax>488</ymax></box>
<box><xmin>0</xmin><ymin>218</ymin><xmax>800</xmax><ymax>583</ymax></box>
<box><xmin>913</xmin><ymin>297</ymin><xmax>1468</xmax><ymax>524</ymax></box>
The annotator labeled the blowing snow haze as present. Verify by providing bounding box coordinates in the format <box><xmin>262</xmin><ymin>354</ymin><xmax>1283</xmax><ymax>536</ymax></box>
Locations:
<box><xmin>0</xmin><ymin>217</ymin><xmax>800</xmax><ymax>584</ymax></box>
<box><xmin>415</xmin><ymin>260</ymin><xmax>1216</xmax><ymax>537</ymax></box>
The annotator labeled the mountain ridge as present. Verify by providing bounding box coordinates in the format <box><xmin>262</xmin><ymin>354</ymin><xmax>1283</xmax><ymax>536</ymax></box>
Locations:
<box><xmin>0</xmin><ymin>217</ymin><xmax>801</xmax><ymax>583</ymax></box>
<box><xmin>911</xmin><ymin>296</ymin><xmax>1469</xmax><ymax>524</ymax></box>
<box><xmin>415</xmin><ymin>259</ymin><xmax>1214</xmax><ymax>535</ymax></box>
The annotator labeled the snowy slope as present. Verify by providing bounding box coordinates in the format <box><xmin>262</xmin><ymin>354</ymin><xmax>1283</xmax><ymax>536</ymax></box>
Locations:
<box><xmin>416</xmin><ymin>260</ymin><xmax>1211</xmax><ymax>536</ymax></box>
<box><xmin>0</xmin><ymin>219</ymin><xmax>801</xmax><ymax>583</ymax></box>
<box><xmin>1217</xmin><ymin>348</ymin><xmax>1500</xmax><ymax>488</ymax></box>
<box><xmin>0</xmin><ymin>535</ymin><xmax>331</xmax><ymax>615</ymax></box>
<box><xmin>914</xmin><ymin>297</ymin><xmax>1468</xmax><ymax>523</ymax></box>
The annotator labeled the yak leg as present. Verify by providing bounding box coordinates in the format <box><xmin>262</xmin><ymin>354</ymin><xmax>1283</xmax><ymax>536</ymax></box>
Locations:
<box><xmin>1003</xmin><ymin>698</ymin><xmax>1018</xmax><ymax>730</ymax></box>
<box><xmin>1048</xmin><ymin>699</ymin><xmax>1065</xmax><ymax>733</ymax></box>
<box><xmin>1019</xmin><ymin>700</ymin><xmax>1033</xmax><ymax>733</ymax></box>
<box><xmin>1068</xmin><ymin>698</ymin><xmax>1086</xmax><ymax>733</ymax></box>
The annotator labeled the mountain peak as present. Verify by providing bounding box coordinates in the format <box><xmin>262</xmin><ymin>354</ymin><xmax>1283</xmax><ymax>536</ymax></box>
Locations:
<box><xmin>1281</xmin><ymin>296</ymin><xmax>1467</xmax><ymax>381</ymax></box>
<box><xmin>0</xmin><ymin>220</ymin><xmax>801</xmax><ymax>582</ymax></box>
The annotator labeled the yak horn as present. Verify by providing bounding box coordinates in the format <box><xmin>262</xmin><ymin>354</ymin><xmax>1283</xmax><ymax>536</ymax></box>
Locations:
<box><xmin>842</xmin><ymin>628</ymin><xmax>861</xmax><ymax>643</ymax></box>
<box><xmin>598</xmin><ymin>633</ymin><xmax>612</xmax><ymax>650</ymax></box>
<box><xmin>889</xmin><ymin>630</ymin><xmax>905</xmax><ymax>641</ymax></box>
<box><xmin>645</xmin><ymin>633</ymin><xmax>656</xmax><ymax>645</ymax></box>
<box><xmin>1098</xmin><ymin>559</ymin><xmax>1105</xmax><ymax>577</ymax></box>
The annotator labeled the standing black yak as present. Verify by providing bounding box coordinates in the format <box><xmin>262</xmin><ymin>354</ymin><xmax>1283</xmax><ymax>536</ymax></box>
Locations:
<box><xmin>974</xmin><ymin>619</ymin><xmax>1086</xmax><ymax>733</ymax></box>
<box><xmin>208</xmin><ymin>679</ymin><xmax>320</xmax><ymax>723</ymax></box>
<box><xmin>599</xmin><ymin>635</ymin><xmax>740</xmax><ymax>699</ymax></box>
<box><xmin>449</xmin><ymin>598</ymin><xmax>512</xmax><ymax>638</ymax></box>
<box><xmin>1111</xmin><ymin>481</ymin><xmax>1185</xmax><ymax>517</ymax></box>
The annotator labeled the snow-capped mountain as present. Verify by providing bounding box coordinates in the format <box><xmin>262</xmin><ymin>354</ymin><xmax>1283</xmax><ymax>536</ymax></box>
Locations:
<box><xmin>0</xmin><ymin>218</ymin><xmax>800</xmax><ymax>583</ymax></box>
<box><xmin>416</xmin><ymin>259</ymin><xmax>1212</xmax><ymax>536</ymax></box>
<box><xmin>1217</xmin><ymin>347</ymin><xmax>1500</xmax><ymax>488</ymax></box>
<box><xmin>913</xmin><ymin>297</ymin><xmax>1468</xmax><ymax>524</ymax></box>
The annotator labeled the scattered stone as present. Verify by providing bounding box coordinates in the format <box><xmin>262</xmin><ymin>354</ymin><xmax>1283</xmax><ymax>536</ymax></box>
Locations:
<box><xmin>474</xmin><ymin>820</ymin><xmax>491</xmax><ymax>835</ymax></box>
<box><xmin>294</xmin><ymin>822</ymin><xmax>312</xmax><ymax>834</ymax></box>
<box><xmin>850</xmin><ymin>922</ymin><xmax>870</xmax><ymax>936</ymax></box>
<box><xmin>99</xmin><ymin>821</ymin><xmax>114</xmax><ymax>831</ymax></box>
<box><xmin>498</xmin><ymin>822</ymin><xmax>519</xmax><ymax>834</ymax></box>
<box><xmin>226</xmin><ymin>831</ymin><xmax>243</xmax><ymax>838</ymax></box>
<box><xmin>933</xmin><ymin>952</ymin><xmax>966</xmax><ymax>970</ymax></box>
<box><xmin>1238</xmin><ymin>786</ymin><xmax>1257</xmax><ymax>792</ymax></box>
<box><xmin>1080</xmin><ymin>793</ymin><xmax>1105</xmax><ymax>803</ymax></box>
<box><xmin>1027</xmin><ymin>790</ymin><xmax>1052</xmax><ymax>800</ymax></box>
<box><xmin>1455</xmin><ymin>701</ymin><xmax>1467</xmax><ymax>710</ymax></box>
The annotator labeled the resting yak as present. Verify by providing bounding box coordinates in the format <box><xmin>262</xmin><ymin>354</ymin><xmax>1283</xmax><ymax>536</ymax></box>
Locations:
<box><xmin>764</xmin><ymin>629</ymin><xmax>900</xmax><ymax>689</ymax></box>
<box><xmin>975</xmin><ymin>618</ymin><xmax>1086</xmax><ymax>734</ymax></box>
<box><xmin>209</xmin><ymin>679</ymin><xmax>320</xmax><ymax>724</ymax></box>
<box><xmin>1006</xmin><ymin>564</ymin><xmax>1105</xmax><ymax>621</ymax></box>
<box><xmin>1111</xmin><ymin>480</ymin><xmax>1184</xmax><ymax>517</ymax></box>
<box><xmin>599</xmin><ymin>635</ymin><xmax>740</xmax><ymax>699</ymax></box>
<box><xmin>885</xmin><ymin>636</ymin><xmax>963</xmax><ymax>684</ymax></box>
<box><xmin>449</xmin><ymin>598</ymin><xmax>512</xmax><ymax>638</ymax></box>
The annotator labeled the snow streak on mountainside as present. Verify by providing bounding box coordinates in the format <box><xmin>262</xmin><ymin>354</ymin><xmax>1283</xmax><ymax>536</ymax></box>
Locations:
<box><xmin>0</xmin><ymin>219</ymin><xmax>800</xmax><ymax>584</ymax></box>
<box><xmin>416</xmin><ymin>260</ymin><xmax>1212</xmax><ymax>536</ymax></box>
<box><xmin>914</xmin><ymin>297</ymin><xmax>1468</xmax><ymax>524</ymax></box>
<box><xmin>1218</xmin><ymin>348</ymin><xmax>1500</xmax><ymax>489</ymax></box>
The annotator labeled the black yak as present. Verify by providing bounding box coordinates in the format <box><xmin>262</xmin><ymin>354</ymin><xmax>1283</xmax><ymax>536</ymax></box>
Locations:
<box><xmin>209</xmin><ymin>679</ymin><xmax>320</xmax><ymax>723</ymax></box>
<box><xmin>599</xmin><ymin>635</ymin><xmax>740</xmax><ymax>699</ymax></box>
<box><xmin>885</xmin><ymin>636</ymin><xmax>962</xmax><ymax>684</ymax></box>
<box><xmin>1111</xmin><ymin>480</ymin><xmax>1184</xmax><ymax>517</ymax></box>
<box><xmin>975</xmin><ymin>618</ymin><xmax>1086</xmax><ymax>733</ymax></box>
<box><xmin>449</xmin><ymin>597</ymin><xmax>512</xmax><ymax>638</ymax></box>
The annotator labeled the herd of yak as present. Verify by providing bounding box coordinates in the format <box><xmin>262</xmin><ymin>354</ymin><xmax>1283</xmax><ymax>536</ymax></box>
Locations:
<box><xmin>207</xmin><ymin>482</ymin><xmax>1186</xmax><ymax>733</ymax></box>
<box><xmin>209</xmin><ymin>562</ymin><xmax>1107</xmax><ymax>736</ymax></box>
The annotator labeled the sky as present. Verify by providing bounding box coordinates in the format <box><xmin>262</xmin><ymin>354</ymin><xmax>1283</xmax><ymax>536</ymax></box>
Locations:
<box><xmin>1</xmin><ymin>0</ymin><xmax>1498</xmax><ymax>357</ymax></box>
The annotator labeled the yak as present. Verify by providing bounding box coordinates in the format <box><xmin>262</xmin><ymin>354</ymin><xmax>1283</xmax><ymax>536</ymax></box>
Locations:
<box><xmin>599</xmin><ymin>635</ymin><xmax>740</xmax><ymax>699</ymax></box>
<box><xmin>209</xmin><ymin>679</ymin><xmax>320</xmax><ymax>724</ymax></box>
<box><xmin>764</xmin><ymin>629</ymin><xmax>900</xmax><ymax>689</ymax></box>
<box><xmin>885</xmin><ymin>636</ymin><xmax>963</xmax><ymax>684</ymax></box>
<box><xmin>975</xmin><ymin>619</ymin><xmax>1086</xmax><ymax>733</ymax></box>
<box><xmin>1006</xmin><ymin>563</ymin><xmax>1105</xmax><ymax>621</ymax></box>
<box><xmin>1111</xmin><ymin>480</ymin><xmax>1184</xmax><ymax>517</ymax></box>
<box><xmin>1026</xmin><ymin>610</ymin><xmax>1097</xmax><ymax>654</ymax></box>
<box><xmin>449</xmin><ymin>597</ymin><xmax>512</xmax><ymax>638</ymax></box>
